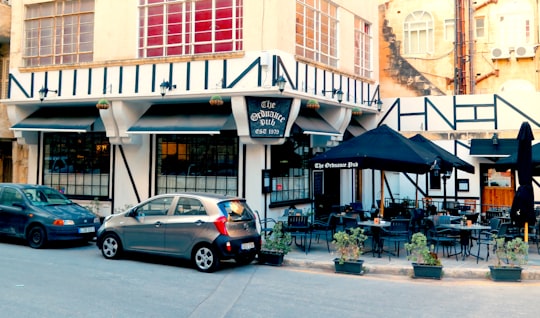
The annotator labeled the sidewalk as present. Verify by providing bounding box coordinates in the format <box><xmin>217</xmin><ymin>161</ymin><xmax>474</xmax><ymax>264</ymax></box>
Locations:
<box><xmin>282</xmin><ymin>238</ymin><xmax>540</xmax><ymax>280</ymax></box>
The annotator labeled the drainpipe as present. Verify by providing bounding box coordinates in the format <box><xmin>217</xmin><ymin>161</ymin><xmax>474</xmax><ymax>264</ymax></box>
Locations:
<box><xmin>474</xmin><ymin>0</ymin><xmax>498</xmax><ymax>11</ymax></box>
<box><xmin>474</xmin><ymin>69</ymin><xmax>499</xmax><ymax>85</ymax></box>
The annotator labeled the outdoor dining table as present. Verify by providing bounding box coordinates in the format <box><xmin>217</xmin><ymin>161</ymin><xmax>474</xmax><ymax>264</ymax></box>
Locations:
<box><xmin>357</xmin><ymin>220</ymin><xmax>391</xmax><ymax>258</ymax></box>
<box><xmin>439</xmin><ymin>223</ymin><xmax>490</xmax><ymax>261</ymax></box>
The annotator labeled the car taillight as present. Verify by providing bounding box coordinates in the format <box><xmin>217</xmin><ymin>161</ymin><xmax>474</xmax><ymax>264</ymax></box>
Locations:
<box><xmin>214</xmin><ymin>216</ymin><xmax>229</xmax><ymax>236</ymax></box>
<box><xmin>225</xmin><ymin>241</ymin><xmax>232</xmax><ymax>252</ymax></box>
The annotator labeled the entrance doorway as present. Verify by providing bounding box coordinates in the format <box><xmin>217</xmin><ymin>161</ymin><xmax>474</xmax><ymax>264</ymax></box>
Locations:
<box><xmin>0</xmin><ymin>140</ymin><xmax>12</xmax><ymax>182</ymax></box>
<box><xmin>313</xmin><ymin>169</ymin><xmax>340</xmax><ymax>219</ymax></box>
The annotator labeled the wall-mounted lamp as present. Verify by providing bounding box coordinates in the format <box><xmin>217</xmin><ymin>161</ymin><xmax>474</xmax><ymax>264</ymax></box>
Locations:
<box><xmin>322</xmin><ymin>88</ymin><xmax>343</xmax><ymax>103</ymax></box>
<box><xmin>276</xmin><ymin>75</ymin><xmax>286</xmax><ymax>93</ymax></box>
<box><xmin>430</xmin><ymin>159</ymin><xmax>440</xmax><ymax>177</ymax></box>
<box><xmin>38</xmin><ymin>86</ymin><xmax>58</xmax><ymax>102</ymax></box>
<box><xmin>363</xmin><ymin>99</ymin><xmax>383</xmax><ymax>111</ymax></box>
<box><xmin>159</xmin><ymin>80</ymin><xmax>176</xmax><ymax>97</ymax></box>
<box><xmin>492</xmin><ymin>133</ymin><xmax>499</xmax><ymax>145</ymax></box>
<box><xmin>441</xmin><ymin>169</ymin><xmax>453</xmax><ymax>179</ymax></box>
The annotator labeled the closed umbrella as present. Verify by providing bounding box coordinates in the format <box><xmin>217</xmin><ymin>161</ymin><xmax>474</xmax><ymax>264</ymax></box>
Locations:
<box><xmin>510</xmin><ymin>122</ymin><xmax>536</xmax><ymax>241</ymax></box>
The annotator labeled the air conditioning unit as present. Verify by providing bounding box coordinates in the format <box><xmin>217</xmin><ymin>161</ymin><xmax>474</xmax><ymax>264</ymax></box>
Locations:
<box><xmin>491</xmin><ymin>47</ymin><xmax>510</xmax><ymax>59</ymax></box>
<box><xmin>515</xmin><ymin>46</ymin><xmax>536</xmax><ymax>58</ymax></box>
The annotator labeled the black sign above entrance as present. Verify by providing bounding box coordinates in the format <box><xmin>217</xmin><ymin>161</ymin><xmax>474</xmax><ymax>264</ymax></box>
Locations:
<box><xmin>246</xmin><ymin>97</ymin><xmax>292</xmax><ymax>138</ymax></box>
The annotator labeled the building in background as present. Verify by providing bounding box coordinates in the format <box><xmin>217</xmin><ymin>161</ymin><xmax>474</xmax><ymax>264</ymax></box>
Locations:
<box><xmin>372</xmin><ymin>0</ymin><xmax>540</xmax><ymax>214</ymax></box>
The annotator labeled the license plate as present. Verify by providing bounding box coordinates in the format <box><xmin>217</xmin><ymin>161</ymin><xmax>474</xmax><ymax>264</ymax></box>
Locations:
<box><xmin>241</xmin><ymin>242</ymin><xmax>255</xmax><ymax>250</ymax></box>
<box><xmin>78</xmin><ymin>226</ymin><xmax>95</xmax><ymax>234</ymax></box>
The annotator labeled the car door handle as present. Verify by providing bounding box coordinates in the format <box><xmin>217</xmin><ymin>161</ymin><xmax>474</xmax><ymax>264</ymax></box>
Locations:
<box><xmin>195</xmin><ymin>220</ymin><xmax>204</xmax><ymax>226</ymax></box>
<box><xmin>154</xmin><ymin>221</ymin><xmax>163</xmax><ymax>228</ymax></box>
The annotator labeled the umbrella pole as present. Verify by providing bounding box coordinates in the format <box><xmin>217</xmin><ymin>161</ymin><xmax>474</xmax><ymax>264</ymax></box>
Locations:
<box><xmin>415</xmin><ymin>174</ymin><xmax>419</xmax><ymax>208</ymax></box>
<box><xmin>525</xmin><ymin>222</ymin><xmax>529</xmax><ymax>242</ymax></box>
<box><xmin>380</xmin><ymin>170</ymin><xmax>385</xmax><ymax>218</ymax></box>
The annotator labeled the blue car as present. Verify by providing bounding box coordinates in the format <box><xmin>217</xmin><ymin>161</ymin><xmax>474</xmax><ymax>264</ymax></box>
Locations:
<box><xmin>0</xmin><ymin>183</ymin><xmax>101</xmax><ymax>248</ymax></box>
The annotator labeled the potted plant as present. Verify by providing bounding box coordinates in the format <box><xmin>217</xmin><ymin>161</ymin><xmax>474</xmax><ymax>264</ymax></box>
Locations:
<box><xmin>258</xmin><ymin>221</ymin><xmax>292</xmax><ymax>266</ymax></box>
<box><xmin>405</xmin><ymin>232</ymin><xmax>443</xmax><ymax>279</ymax></box>
<box><xmin>96</xmin><ymin>99</ymin><xmax>110</xmax><ymax>110</ymax></box>
<box><xmin>351</xmin><ymin>107</ymin><xmax>362</xmax><ymax>116</ymax></box>
<box><xmin>306</xmin><ymin>99</ymin><xmax>320</xmax><ymax>110</ymax></box>
<box><xmin>332</xmin><ymin>227</ymin><xmax>367</xmax><ymax>275</ymax></box>
<box><xmin>209</xmin><ymin>95</ymin><xmax>224</xmax><ymax>106</ymax></box>
<box><xmin>489</xmin><ymin>235</ymin><xmax>528</xmax><ymax>282</ymax></box>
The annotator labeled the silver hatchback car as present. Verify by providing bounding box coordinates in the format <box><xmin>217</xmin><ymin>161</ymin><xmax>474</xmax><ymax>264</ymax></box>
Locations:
<box><xmin>97</xmin><ymin>192</ymin><xmax>261</xmax><ymax>272</ymax></box>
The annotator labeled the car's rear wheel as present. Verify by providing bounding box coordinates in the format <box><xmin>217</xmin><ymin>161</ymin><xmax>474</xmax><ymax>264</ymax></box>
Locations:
<box><xmin>101</xmin><ymin>233</ymin><xmax>122</xmax><ymax>259</ymax></box>
<box><xmin>27</xmin><ymin>225</ymin><xmax>47</xmax><ymax>249</ymax></box>
<box><xmin>193</xmin><ymin>245</ymin><xmax>219</xmax><ymax>273</ymax></box>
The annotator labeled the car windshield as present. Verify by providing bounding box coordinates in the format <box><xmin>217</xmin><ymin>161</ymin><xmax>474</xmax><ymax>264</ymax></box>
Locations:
<box><xmin>218</xmin><ymin>200</ymin><xmax>254</xmax><ymax>221</ymax></box>
<box><xmin>23</xmin><ymin>187</ymin><xmax>72</xmax><ymax>206</ymax></box>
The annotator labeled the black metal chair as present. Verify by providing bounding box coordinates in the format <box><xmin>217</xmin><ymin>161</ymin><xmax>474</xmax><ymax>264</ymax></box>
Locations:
<box><xmin>311</xmin><ymin>214</ymin><xmax>336</xmax><ymax>252</ymax></box>
<box><xmin>474</xmin><ymin>217</ymin><xmax>501</xmax><ymax>263</ymax></box>
<box><xmin>425</xmin><ymin>219</ymin><xmax>459</xmax><ymax>260</ymax></box>
<box><xmin>380</xmin><ymin>218</ymin><xmax>410</xmax><ymax>259</ymax></box>
<box><xmin>286</xmin><ymin>215</ymin><xmax>312</xmax><ymax>254</ymax></box>
<box><xmin>255</xmin><ymin>210</ymin><xmax>276</xmax><ymax>238</ymax></box>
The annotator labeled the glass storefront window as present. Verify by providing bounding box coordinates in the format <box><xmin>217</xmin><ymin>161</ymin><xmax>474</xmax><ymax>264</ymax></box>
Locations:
<box><xmin>156</xmin><ymin>135</ymin><xmax>238</xmax><ymax>196</ymax></box>
<box><xmin>270</xmin><ymin>133</ymin><xmax>311</xmax><ymax>203</ymax></box>
<box><xmin>42</xmin><ymin>132</ymin><xmax>110</xmax><ymax>198</ymax></box>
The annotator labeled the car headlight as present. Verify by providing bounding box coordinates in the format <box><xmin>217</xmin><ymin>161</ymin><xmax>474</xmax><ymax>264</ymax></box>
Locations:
<box><xmin>93</xmin><ymin>217</ymin><xmax>100</xmax><ymax>223</ymax></box>
<box><xmin>53</xmin><ymin>219</ymin><xmax>75</xmax><ymax>226</ymax></box>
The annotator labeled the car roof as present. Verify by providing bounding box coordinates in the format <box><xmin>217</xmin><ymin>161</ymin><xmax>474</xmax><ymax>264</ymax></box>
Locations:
<box><xmin>154</xmin><ymin>192</ymin><xmax>244</xmax><ymax>202</ymax></box>
<box><xmin>0</xmin><ymin>183</ymin><xmax>54</xmax><ymax>190</ymax></box>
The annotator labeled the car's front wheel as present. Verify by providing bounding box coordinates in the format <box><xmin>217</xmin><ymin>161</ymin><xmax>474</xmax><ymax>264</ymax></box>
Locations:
<box><xmin>101</xmin><ymin>233</ymin><xmax>122</xmax><ymax>259</ymax></box>
<box><xmin>27</xmin><ymin>225</ymin><xmax>47</xmax><ymax>249</ymax></box>
<box><xmin>193</xmin><ymin>245</ymin><xmax>219</xmax><ymax>273</ymax></box>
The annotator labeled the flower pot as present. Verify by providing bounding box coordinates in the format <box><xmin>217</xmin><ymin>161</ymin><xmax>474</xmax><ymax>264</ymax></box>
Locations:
<box><xmin>258</xmin><ymin>250</ymin><xmax>285</xmax><ymax>266</ymax></box>
<box><xmin>209</xmin><ymin>98</ymin><xmax>224</xmax><ymax>106</ymax></box>
<box><xmin>489</xmin><ymin>265</ymin><xmax>523</xmax><ymax>282</ymax></box>
<box><xmin>412</xmin><ymin>263</ymin><xmax>443</xmax><ymax>280</ymax></box>
<box><xmin>333</xmin><ymin>258</ymin><xmax>364</xmax><ymax>275</ymax></box>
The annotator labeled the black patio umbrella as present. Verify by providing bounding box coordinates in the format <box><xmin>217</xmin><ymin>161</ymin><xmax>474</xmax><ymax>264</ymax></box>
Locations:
<box><xmin>310</xmin><ymin>125</ymin><xmax>439</xmax><ymax>216</ymax></box>
<box><xmin>409</xmin><ymin>134</ymin><xmax>475</xmax><ymax>210</ymax></box>
<box><xmin>409</xmin><ymin>134</ymin><xmax>475</xmax><ymax>174</ymax></box>
<box><xmin>509</xmin><ymin>122</ymin><xmax>536</xmax><ymax>230</ymax></box>
<box><xmin>310</xmin><ymin>125</ymin><xmax>438</xmax><ymax>174</ymax></box>
<box><xmin>496</xmin><ymin>143</ymin><xmax>540</xmax><ymax>175</ymax></box>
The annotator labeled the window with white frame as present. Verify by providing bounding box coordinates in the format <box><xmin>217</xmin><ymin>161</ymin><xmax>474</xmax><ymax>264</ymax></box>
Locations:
<box><xmin>138</xmin><ymin>0</ymin><xmax>243</xmax><ymax>58</ymax></box>
<box><xmin>475</xmin><ymin>16</ymin><xmax>485</xmax><ymax>38</ymax></box>
<box><xmin>24</xmin><ymin>0</ymin><xmax>94</xmax><ymax>67</ymax></box>
<box><xmin>296</xmin><ymin>0</ymin><xmax>339</xmax><ymax>67</ymax></box>
<box><xmin>444</xmin><ymin>19</ymin><xmax>454</xmax><ymax>42</ymax></box>
<box><xmin>403</xmin><ymin>11</ymin><xmax>434</xmax><ymax>55</ymax></box>
<box><xmin>496</xmin><ymin>0</ymin><xmax>533</xmax><ymax>47</ymax></box>
<box><xmin>354</xmin><ymin>17</ymin><xmax>372</xmax><ymax>78</ymax></box>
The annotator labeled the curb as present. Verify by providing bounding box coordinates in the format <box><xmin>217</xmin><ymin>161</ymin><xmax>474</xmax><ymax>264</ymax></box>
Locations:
<box><xmin>284</xmin><ymin>258</ymin><xmax>540</xmax><ymax>280</ymax></box>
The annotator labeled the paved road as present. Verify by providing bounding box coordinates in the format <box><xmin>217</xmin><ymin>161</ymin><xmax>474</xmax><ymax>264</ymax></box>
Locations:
<box><xmin>1</xmin><ymin>239</ymin><xmax>539</xmax><ymax>318</ymax></box>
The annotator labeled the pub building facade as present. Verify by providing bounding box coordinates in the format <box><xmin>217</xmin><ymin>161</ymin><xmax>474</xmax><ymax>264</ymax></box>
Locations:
<box><xmin>3</xmin><ymin>0</ymin><xmax>380</xmax><ymax>220</ymax></box>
